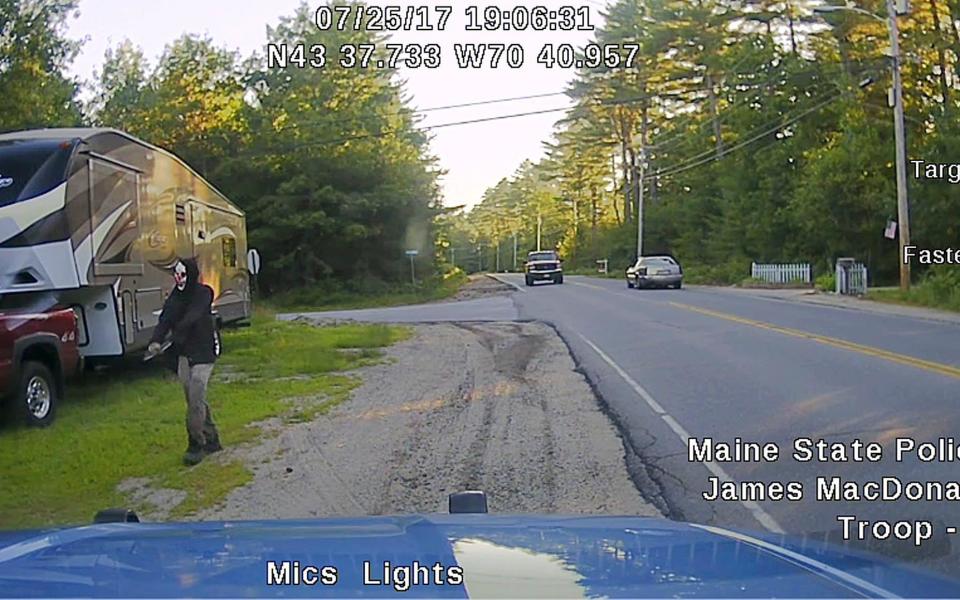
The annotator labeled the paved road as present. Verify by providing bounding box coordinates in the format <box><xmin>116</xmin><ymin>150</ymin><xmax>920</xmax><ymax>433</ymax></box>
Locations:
<box><xmin>283</xmin><ymin>274</ymin><xmax>960</xmax><ymax>573</ymax></box>
<box><xmin>499</xmin><ymin>274</ymin><xmax>960</xmax><ymax>572</ymax></box>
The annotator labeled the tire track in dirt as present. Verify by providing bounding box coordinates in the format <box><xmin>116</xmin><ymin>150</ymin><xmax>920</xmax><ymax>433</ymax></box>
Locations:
<box><xmin>187</xmin><ymin>322</ymin><xmax>657</xmax><ymax>520</ymax></box>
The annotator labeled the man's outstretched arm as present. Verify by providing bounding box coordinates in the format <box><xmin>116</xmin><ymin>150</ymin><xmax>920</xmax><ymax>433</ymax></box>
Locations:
<box><xmin>150</xmin><ymin>291</ymin><xmax>183</xmax><ymax>345</ymax></box>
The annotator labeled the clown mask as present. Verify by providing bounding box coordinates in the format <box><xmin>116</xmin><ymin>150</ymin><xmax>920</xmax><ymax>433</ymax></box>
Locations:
<box><xmin>173</xmin><ymin>261</ymin><xmax>188</xmax><ymax>291</ymax></box>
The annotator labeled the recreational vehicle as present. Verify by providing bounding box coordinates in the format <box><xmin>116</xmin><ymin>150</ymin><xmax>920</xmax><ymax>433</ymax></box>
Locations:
<box><xmin>0</xmin><ymin>128</ymin><xmax>253</xmax><ymax>369</ymax></box>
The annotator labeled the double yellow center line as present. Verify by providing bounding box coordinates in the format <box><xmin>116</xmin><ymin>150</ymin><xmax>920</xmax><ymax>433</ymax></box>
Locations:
<box><xmin>669</xmin><ymin>301</ymin><xmax>960</xmax><ymax>381</ymax></box>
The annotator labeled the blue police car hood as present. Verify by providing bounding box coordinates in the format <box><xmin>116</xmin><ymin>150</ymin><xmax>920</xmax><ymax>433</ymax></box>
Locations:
<box><xmin>0</xmin><ymin>515</ymin><xmax>957</xmax><ymax>598</ymax></box>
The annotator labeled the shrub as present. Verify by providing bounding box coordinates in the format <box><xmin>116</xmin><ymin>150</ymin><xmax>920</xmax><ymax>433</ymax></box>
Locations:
<box><xmin>815</xmin><ymin>272</ymin><xmax>836</xmax><ymax>292</ymax></box>
<box><xmin>683</xmin><ymin>260</ymin><xmax>750</xmax><ymax>285</ymax></box>
<box><xmin>915</xmin><ymin>265</ymin><xmax>960</xmax><ymax>310</ymax></box>
<box><xmin>353</xmin><ymin>275</ymin><xmax>392</xmax><ymax>295</ymax></box>
<box><xmin>738</xmin><ymin>277</ymin><xmax>767</xmax><ymax>287</ymax></box>
<box><xmin>869</xmin><ymin>265</ymin><xmax>960</xmax><ymax>312</ymax></box>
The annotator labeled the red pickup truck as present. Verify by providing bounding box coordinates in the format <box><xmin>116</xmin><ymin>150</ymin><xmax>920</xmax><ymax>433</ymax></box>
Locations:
<box><xmin>0</xmin><ymin>307</ymin><xmax>81</xmax><ymax>427</ymax></box>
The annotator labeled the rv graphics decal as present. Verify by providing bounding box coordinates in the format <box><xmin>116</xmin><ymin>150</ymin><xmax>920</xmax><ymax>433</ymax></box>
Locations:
<box><xmin>0</xmin><ymin>183</ymin><xmax>67</xmax><ymax>246</ymax></box>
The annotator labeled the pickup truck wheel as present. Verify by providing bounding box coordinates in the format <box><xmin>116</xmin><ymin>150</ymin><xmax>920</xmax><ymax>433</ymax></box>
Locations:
<box><xmin>525</xmin><ymin>277</ymin><xmax>533</xmax><ymax>286</ymax></box>
<box><xmin>627</xmin><ymin>280</ymin><xmax>634</xmax><ymax>288</ymax></box>
<box><xmin>555</xmin><ymin>275</ymin><xmax>564</xmax><ymax>285</ymax></box>
<box><xmin>14</xmin><ymin>361</ymin><xmax>57</xmax><ymax>427</ymax></box>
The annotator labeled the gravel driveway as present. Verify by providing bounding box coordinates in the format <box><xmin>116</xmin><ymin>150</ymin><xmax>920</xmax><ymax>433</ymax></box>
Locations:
<box><xmin>193</xmin><ymin>321</ymin><xmax>657</xmax><ymax>519</ymax></box>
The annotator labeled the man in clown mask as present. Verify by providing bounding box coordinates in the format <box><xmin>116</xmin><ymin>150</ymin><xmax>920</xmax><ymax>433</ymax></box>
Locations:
<box><xmin>148</xmin><ymin>257</ymin><xmax>222</xmax><ymax>465</ymax></box>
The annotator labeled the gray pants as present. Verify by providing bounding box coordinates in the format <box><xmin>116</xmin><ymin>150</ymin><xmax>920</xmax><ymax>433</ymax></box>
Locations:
<box><xmin>177</xmin><ymin>357</ymin><xmax>220</xmax><ymax>450</ymax></box>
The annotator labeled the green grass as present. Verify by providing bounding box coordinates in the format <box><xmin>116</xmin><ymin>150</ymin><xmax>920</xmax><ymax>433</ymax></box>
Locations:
<box><xmin>866</xmin><ymin>266</ymin><xmax>960</xmax><ymax>313</ymax></box>
<box><xmin>681</xmin><ymin>262</ymin><xmax>749</xmax><ymax>285</ymax></box>
<box><xmin>868</xmin><ymin>288</ymin><xmax>960</xmax><ymax>313</ymax></box>
<box><xmin>268</xmin><ymin>269</ymin><xmax>469</xmax><ymax>312</ymax></box>
<box><xmin>0</xmin><ymin>310</ymin><xmax>411</xmax><ymax>529</ymax></box>
<box><xmin>736</xmin><ymin>277</ymin><xmax>812</xmax><ymax>289</ymax></box>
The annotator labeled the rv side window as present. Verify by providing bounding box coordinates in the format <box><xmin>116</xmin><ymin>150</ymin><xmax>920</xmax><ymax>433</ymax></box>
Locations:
<box><xmin>222</xmin><ymin>237</ymin><xmax>237</xmax><ymax>268</ymax></box>
<box><xmin>0</xmin><ymin>140</ymin><xmax>73</xmax><ymax>207</ymax></box>
<box><xmin>90</xmin><ymin>160</ymin><xmax>140</xmax><ymax>268</ymax></box>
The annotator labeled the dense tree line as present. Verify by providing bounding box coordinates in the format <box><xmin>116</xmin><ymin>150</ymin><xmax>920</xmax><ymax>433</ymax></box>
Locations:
<box><xmin>1</xmin><ymin>1</ymin><xmax>441</xmax><ymax>293</ymax></box>
<box><xmin>5</xmin><ymin>0</ymin><xmax>958</xmax><ymax>289</ymax></box>
<box><xmin>0</xmin><ymin>0</ymin><xmax>83</xmax><ymax>130</ymax></box>
<box><xmin>455</xmin><ymin>0</ymin><xmax>960</xmax><ymax>285</ymax></box>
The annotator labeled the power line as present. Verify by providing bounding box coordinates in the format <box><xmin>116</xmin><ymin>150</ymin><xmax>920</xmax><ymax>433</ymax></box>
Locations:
<box><xmin>224</xmin><ymin>57</ymin><xmax>893</xmax><ymax>173</ymax></box>
<box><xmin>245</xmin><ymin>83</ymin><xmax>719</xmax><ymax>155</ymax></box>
<box><xmin>646</xmin><ymin>85</ymin><xmax>867</xmax><ymax>181</ymax></box>
<box><xmin>262</xmin><ymin>40</ymin><xmax>778</xmax><ymax>139</ymax></box>
<box><xmin>652</xmin><ymin>91</ymin><xmax>841</xmax><ymax>179</ymax></box>
<box><xmin>417</xmin><ymin>91</ymin><xmax>568</xmax><ymax>113</ymax></box>
<box><xmin>546</xmin><ymin>56</ymin><xmax>886</xmax><ymax>161</ymax></box>
<box><xmin>466</xmin><ymin>69</ymin><xmax>882</xmax><ymax>229</ymax></box>
<box><xmin>264</xmin><ymin>90</ymin><xmax>572</xmax><ymax>138</ymax></box>
<box><xmin>262</xmin><ymin>55</ymin><xmax>860</xmax><ymax>143</ymax></box>
<box><xmin>469</xmin><ymin>98</ymin><xmax>851</xmax><ymax>231</ymax></box>
<box><xmin>647</xmin><ymin>57</ymin><xmax>888</xmax><ymax>154</ymax></box>
<box><xmin>232</xmin><ymin>55</ymin><xmax>890</xmax><ymax>159</ymax></box>
<box><xmin>648</xmin><ymin>87</ymin><xmax>839</xmax><ymax>175</ymax></box>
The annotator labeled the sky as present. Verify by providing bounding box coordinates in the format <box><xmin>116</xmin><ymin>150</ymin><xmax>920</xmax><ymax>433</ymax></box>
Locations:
<box><xmin>66</xmin><ymin>1</ymin><xmax>606</xmax><ymax>208</ymax></box>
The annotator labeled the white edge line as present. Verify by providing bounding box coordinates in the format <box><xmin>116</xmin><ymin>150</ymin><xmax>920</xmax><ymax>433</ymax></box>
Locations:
<box><xmin>692</xmin><ymin>524</ymin><xmax>900</xmax><ymax>598</ymax></box>
<box><xmin>578</xmin><ymin>334</ymin><xmax>666</xmax><ymax>414</ymax></box>
<box><xmin>577</xmin><ymin>332</ymin><xmax>786</xmax><ymax>535</ymax></box>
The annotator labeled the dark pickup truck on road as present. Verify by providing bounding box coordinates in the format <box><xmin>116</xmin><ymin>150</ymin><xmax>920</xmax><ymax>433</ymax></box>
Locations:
<box><xmin>524</xmin><ymin>250</ymin><xmax>564</xmax><ymax>286</ymax></box>
<box><xmin>0</xmin><ymin>307</ymin><xmax>81</xmax><ymax>427</ymax></box>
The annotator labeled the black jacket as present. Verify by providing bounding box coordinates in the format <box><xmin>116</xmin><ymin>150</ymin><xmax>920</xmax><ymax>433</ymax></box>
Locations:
<box><xmin>150</xmin><ymin>259</ymin><xmax>217</xmax><ymax>365</ymax></box>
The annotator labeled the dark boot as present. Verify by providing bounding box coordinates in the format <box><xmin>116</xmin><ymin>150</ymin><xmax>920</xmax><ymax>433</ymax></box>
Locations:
<box><xmin>183</xmin><ymin>440</ymin><xmax>205</xmax><ymax>466</ymax></box>
<box><xmin>203</xmin><ymin>439</ymin><xmax>223</xmax><ymax>454</ymax></box>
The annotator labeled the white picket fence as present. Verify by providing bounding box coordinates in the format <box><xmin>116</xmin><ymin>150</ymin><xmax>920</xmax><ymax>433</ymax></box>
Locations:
<box><xmin>751</xmin><ymin>262</ymin><xmax>812</xmax><ymax>284</ymax></box>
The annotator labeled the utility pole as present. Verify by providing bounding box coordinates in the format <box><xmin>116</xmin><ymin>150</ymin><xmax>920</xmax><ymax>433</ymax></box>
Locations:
<box><xmin>536</xmin><ymin>212</ymin><xmax>542</xmax><ymax>251</ymax></box>
<box><xmin>513</xmin><ymin>232</ymin><xmax>518</xmax><ymax>271</ymax></box>
<box><xmin>572</xmin><ymin>192</ymin><xmax>579</xmax><ymax>237</ymax></box>
<box><xmin>814</xmin><ymin>0</ymin><xmax>911</xmax><ymax>291</ymax></box>
<box><xmin>495</xmin><ymin>239</ymin><xmax>501</xmax><ymax>272</ymax></box>
<box><xmin>706</xmin><ymin>72</ymin><xmax>724</xmax><ymax>157</ymax></box>
<box><xmin>887</xmin><ymin>0</ymin><xmax>911</xmax><ymax>291</ymax></box>
<box><xmin>636</xmin><ymin>147</ymin><xmax>646</xmax><ymax>259</ymax></box>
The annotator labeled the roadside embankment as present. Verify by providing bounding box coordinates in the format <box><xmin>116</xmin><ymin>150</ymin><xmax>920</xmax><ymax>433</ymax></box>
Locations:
<box><xmin>193</xmin><ymin>321</ymin><xmax>657</xmax><ymax>519</ymax></box>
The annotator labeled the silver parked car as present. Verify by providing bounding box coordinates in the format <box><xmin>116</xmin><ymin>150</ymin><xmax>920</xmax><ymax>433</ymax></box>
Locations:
<box><xmin>626</xmin><ymin>256</ymin><xmax>683</xmax><ymax>289</ymax></box>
